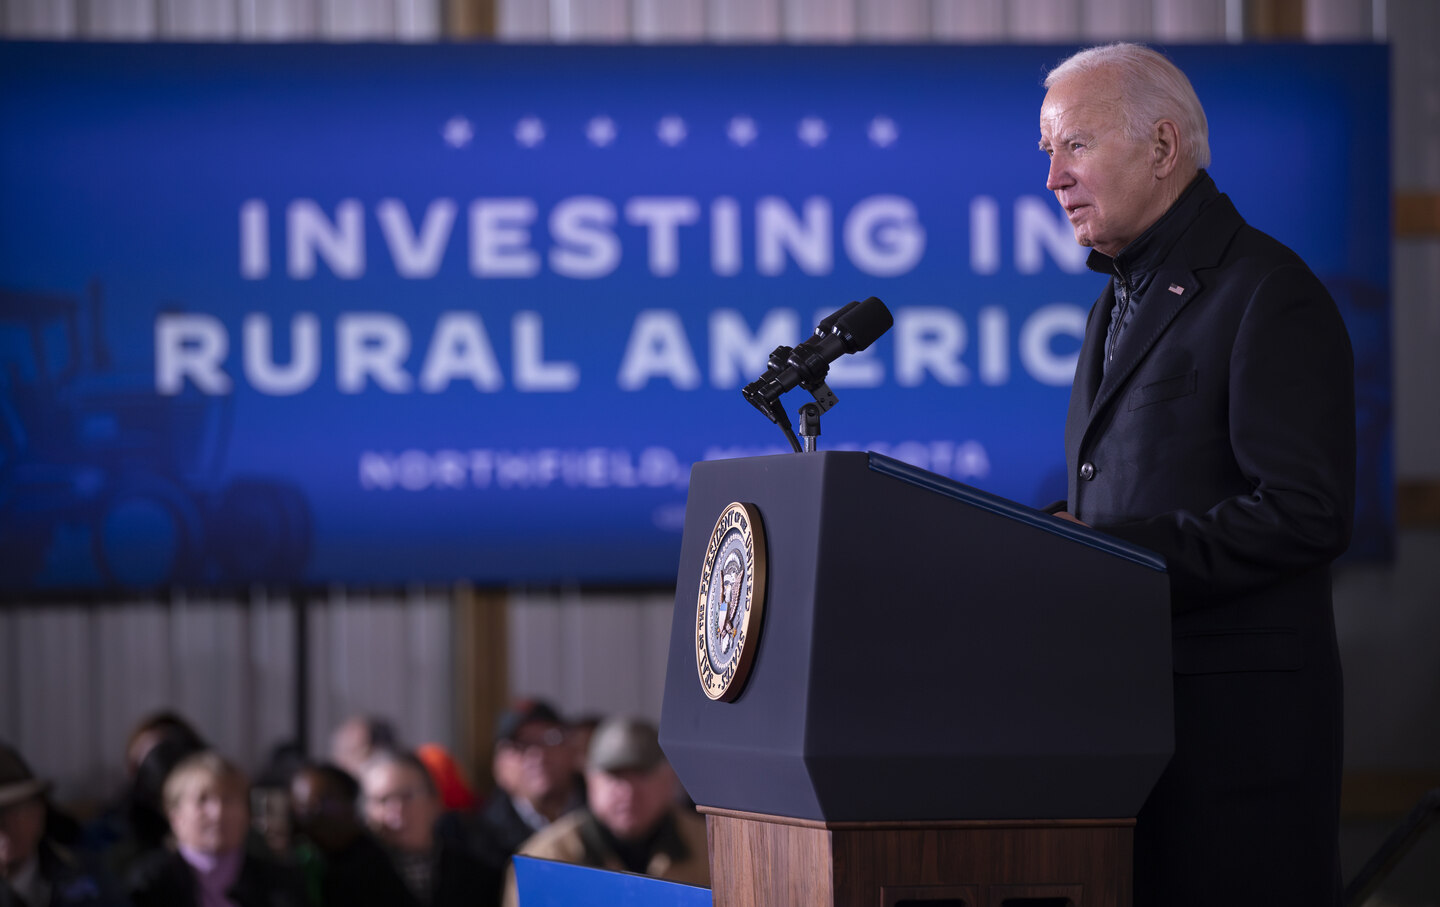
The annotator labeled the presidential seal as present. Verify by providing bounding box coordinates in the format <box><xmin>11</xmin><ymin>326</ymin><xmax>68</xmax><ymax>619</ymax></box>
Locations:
<box><xmin>695</xmin><ymin>501</ymin><xmax>767</xmax><ymax>702</ymax></box>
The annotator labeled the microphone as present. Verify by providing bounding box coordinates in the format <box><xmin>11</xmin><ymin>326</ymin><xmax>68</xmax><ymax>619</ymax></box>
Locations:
<box><xmin>742</xmin><ymin>297</ymin><xmax>893</xmax><ymax>427</ymax></box>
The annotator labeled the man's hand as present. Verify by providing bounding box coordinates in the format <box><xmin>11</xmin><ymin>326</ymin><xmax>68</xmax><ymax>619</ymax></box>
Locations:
<box><xmin>1053</xmin><ymin>511</ymin><xmax>1089</xmax><ymax>527</ymax></box>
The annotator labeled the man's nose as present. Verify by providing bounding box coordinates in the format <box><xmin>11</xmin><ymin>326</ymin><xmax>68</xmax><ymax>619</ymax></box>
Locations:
<box><xmin>1046</xmin><ymin>156</ymin><xmax>1071</xmax><ymax>192</ymax></box>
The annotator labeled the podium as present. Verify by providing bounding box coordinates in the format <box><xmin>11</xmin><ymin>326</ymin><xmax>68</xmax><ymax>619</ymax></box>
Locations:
<box><xmin>659</xmin><ymin>452</ymin><xmax>1173</xmax><ymax>907</ymax></box>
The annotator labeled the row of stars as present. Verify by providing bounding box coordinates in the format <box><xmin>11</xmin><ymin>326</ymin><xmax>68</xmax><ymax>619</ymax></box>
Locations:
<box><xmin>440</xmin><ymin>113</ymin><xmax>900</xmax><ymax>150</ymax></box>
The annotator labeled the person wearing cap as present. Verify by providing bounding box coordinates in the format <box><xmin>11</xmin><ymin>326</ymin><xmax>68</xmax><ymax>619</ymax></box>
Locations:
<box><xmin>413</xmin><ymin>745</ymin><xmax>476</xmax><ymax>814</ymax></box>
<box><xmin>1</xmin><ymin>742</ymin><xmax>124</xmax><ymax>907</ymax></box>
<box><xmin>468</xmin><ymin>699</ymin><xmax>581</xmax><ymax>894</ymax></box>
<box><xmin>499</xmin><ymin>717</ymin><xmax>708</xmax><ymax>907</ymax></box>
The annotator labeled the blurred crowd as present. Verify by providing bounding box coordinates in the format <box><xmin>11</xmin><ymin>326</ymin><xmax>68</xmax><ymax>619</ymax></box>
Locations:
<box><xmin>0</xmin><ymin>700</ymin><xmax>708</xmax><ymax>907</ymax></box>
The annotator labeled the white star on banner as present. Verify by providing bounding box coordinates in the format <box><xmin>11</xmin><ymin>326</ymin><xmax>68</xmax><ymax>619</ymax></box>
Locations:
<box><xmin>515</xmin><ymin>116</ymin><xmax>545</xmax><ymax>148</ymax></box>
<box><xmin>868</xmin><ymin>115</ymin><xmax>898</xmax><ymax>148</ymax></box>
<box><xmin>727</xmin><ymin>115</ymin><xmax>758</xmax><ymax>147</ymax></box>
<box><xmin>657</xmin><ymin>115</ymin><xmax>687</xmax><ymax>147</ymax></box>
<box><xmin>586</xmin><ymin>115</ymin><xmax>617</xmax><ymax>147</ymax></box>
<box><xmin>797</xmin><ymin>116</ymin><xmax>828</xmax><ymax>147</ymax></box>
<box><xmin>441</xmin><ymin>115</ymin><xmax>473</xmax><ymax>149</ymax></box>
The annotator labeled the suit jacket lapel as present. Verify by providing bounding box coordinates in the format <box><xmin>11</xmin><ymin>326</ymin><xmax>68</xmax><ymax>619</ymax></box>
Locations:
<box><xmin>1065</xmin><ymin>191</ymin><xmax>1248</xmax><ymax>498</ymax></box>
<box><xmin>1072</xmin><ymin>290</ymin><xmax>1108</xmax><ymax>416</ymax></box>
<box><xmin>1088</xmin><ymin>268</ymin><xmax>1202</xmax><ymax>418</ymax></box>
<box><xmin>1081</xmin><ymin>194</ymin><xmax>1247</xmax><ymax>424</ymax></box>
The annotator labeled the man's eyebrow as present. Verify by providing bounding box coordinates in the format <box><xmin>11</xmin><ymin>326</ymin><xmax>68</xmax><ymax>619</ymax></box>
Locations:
<box><xmin>1052</xmin><ymin>129</ymin><xmax>1091</xmax><ymax>147</ymax></box>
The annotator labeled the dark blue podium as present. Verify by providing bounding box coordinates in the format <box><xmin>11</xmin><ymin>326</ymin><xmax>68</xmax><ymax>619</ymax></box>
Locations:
<box><xmin>659</xmin><ymin>452</ymin><xmax>1173</xmax><ymax>907</ymax></box>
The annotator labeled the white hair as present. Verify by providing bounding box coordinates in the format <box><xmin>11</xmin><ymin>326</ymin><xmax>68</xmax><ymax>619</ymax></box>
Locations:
<box><xmin>1045</xmin><ymin>43</ymin><xmax>1211</xmax><ymax>170</ymax></box>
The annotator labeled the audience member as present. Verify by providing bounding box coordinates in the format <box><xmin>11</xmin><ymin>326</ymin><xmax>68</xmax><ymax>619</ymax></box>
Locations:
<box><xmin>100</xmin><ymin>728</ymin><xmax>207</xmax><ymax>882</ymax></box>
<box><xmin>288</xmin><ymin>762</ymin><xmax>417</xmax><ymax>907</ymax></box>
<box><xmin>469</xmin><ymin>699</ymin><xmax>580</xmax><ymax>886</ymax></box>
<box><xmin>413</xmin><ymin>746</ymin><xmax>476</xmax><ymax>814</ymax></box>
<box><xmin>327</xmin><ymin>717</ymin><xmax>397</xmax><ymax>781</ymax></box>
<box><xmin>1</xmin><ymin>742</ymin><xmax>123</xmax><ymax>907</ymax></box>
<box><xmin>127</xmin><ymin>751</ymin><xmax>305</xmax><ymax>907</ymax></box>
<box><xmin>124</xmin><ymin>714</ymin><xmax>205</xmax><ymax>781</ymax></box>
<box><xmin>359</xmin><ymin>750</ymin><xmax>497</xmax><ymax>907</ymax></box>
<box><xmin>251</xmin><ymin>742</ymin><xmax>307</xmax><ymax>858</ymax></box>
<box><xmin>501</xmin><ymin>717</ymin><xmax>709</xmax><ymax>907</ymax></box>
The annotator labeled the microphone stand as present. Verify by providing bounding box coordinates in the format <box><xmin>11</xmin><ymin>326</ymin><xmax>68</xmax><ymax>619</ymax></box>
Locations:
<box><xmin>798</xmin><ymin>402</ymin><xmax>822</xmax><ymax>453</ymax></box>
<box><xmin>741</xmin><ymin>297</ymin><xmax>892</xmax><ymax>454</ymax></box>
<box><xmin>743</xmin><ymin>344</ymin><xmax>838</xmax><ymax>453</ymax></box>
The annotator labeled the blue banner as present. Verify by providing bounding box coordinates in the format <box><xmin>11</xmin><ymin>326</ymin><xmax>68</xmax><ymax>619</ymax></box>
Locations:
<box><xmin>0</xmin><ymin>43</ymin><xmax>1390</xmax><ymax>590</ymax></box>
<box><xmin>512</xmin><ymin>856</ymin><xmax>710</xmax><ymax>907</ymax></box>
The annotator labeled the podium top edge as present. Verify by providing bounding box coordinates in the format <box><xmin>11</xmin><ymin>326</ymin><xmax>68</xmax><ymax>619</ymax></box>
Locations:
<box><xmin>867</xmin><ymin>452</ymin><xmax>1167</xmax><ymax>573</ymax></box>
<box><xmin>696</xmin><ymin>805</ymin><xmax>1137</xmax><ymax>830</ymax></box>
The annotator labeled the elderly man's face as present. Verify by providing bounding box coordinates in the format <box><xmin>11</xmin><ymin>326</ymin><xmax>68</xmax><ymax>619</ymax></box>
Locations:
<box><xmin>502</xmin><ymin>720</ymin><xmax>573</xmax><ymax>805</ymax></box>
<box><xmin>0</xmin><ymin>797</ymin><xmax>46</xmax><ymax>879</ymax></box>
<box><xmin>585</xmin><ymin>764</ymin><xmax>676</xmax><ymax>843</ymax></box>
<box><xmin>361</xmin><ymin>761</ymin><xmax>439</xmax><ymax>854</ymax></box>
<box><xmin>1040</xmin><ymin>68</ymin><xmax>1168</xmax><ymax>257</ymax></box>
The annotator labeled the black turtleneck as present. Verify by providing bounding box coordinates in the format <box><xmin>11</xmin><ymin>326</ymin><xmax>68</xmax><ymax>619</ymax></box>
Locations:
<box><xmin>1087</xmin><ymin>170</ymin><xmax>1219</xmax><ymax>373</ymax></box>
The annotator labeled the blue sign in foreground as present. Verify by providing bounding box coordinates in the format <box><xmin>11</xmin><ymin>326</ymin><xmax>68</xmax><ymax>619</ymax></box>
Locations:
<box><xmin>513</xmin><ymin>856</ymin><xmax>711</xmax><ymax>907</ymax></box>
<box><xmin>0</xmin><ymin>43</ymin><xmax>1390</xmax><ymax>590</ymax></box>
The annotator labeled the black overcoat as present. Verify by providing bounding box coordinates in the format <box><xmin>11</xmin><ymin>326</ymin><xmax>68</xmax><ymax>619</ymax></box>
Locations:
<box><xmin>1062</xmin><ymin>184</ymin><xmax>1355</xmax><ymax>907</ymax></box>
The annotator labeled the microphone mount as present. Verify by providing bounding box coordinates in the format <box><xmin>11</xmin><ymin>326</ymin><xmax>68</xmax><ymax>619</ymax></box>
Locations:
<box><xmin>741</xmin><ymin>297</ymin><xmax>892</xmax><ymax>453</ymax></box>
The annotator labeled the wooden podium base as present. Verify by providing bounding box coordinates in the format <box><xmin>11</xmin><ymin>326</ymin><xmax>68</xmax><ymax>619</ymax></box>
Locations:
<box><xmin>700</xmin><ymin>807</ymin><xmax>1133</xmax><ymax>907</ymax></box>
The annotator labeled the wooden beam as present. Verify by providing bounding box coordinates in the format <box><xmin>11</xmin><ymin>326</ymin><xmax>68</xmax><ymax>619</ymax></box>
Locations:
<box><xmin>1342</xmin><ymin>770</ymin><xmax>1440</xmax><ymax>819</ymax></box>
<box><xmin>445</xmin><ymin>0</ymin><xmax>497</xmax><ymax>39</ymax></box>
<box><xmin>1248</xmin><ymin>0</ymin><xmax>1305</xmax><ymax>38</ymax></box>
<box><xmin>1398</xmin><ymin>480</ymin><xmax>1440</xmax><ymax>528</ymax></box>
<box><xmin>453</xmin><ymin>583</ymin><xmax>509</xmax><ymax>795</ymax></box>
<box><xmin>1396</xmin><ymin>192</ymin><xmax>1440</xmax><ymax>236</ymax></box>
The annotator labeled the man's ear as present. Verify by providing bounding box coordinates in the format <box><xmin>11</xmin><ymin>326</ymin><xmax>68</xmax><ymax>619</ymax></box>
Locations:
<box><xmin>1153</xmin><ymin>119</ymin><xmax>1181</xmax><ymax>178</ymax></box>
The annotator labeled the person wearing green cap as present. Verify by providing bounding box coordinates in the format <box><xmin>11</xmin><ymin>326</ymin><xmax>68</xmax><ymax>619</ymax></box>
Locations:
<box><xmin>500</xmin><ymin>717</ymin><xmax>708</xmax><ymax>907</ymax></box>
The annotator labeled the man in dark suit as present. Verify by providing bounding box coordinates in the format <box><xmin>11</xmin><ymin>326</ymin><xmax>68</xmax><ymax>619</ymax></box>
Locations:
<box><xmin>1039</xmin><ymin>43</ymin><xmax>1355</xmax><ymax>907</ymax></box>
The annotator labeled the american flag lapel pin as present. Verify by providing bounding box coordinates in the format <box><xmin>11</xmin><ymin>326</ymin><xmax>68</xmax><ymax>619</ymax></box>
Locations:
<box><xmin>1168</xmin><ymin>283</ymin><xmax>1185</xmax><ymax>295</ymax></box>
